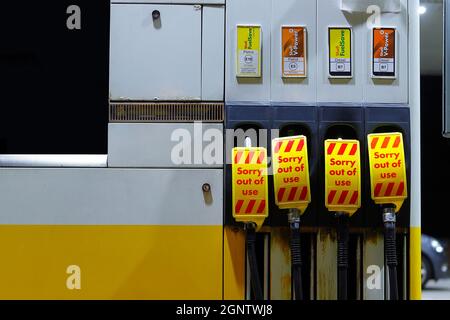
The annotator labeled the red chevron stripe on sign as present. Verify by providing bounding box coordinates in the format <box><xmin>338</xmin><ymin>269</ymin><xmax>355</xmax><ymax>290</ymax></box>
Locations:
<box><xmin>235</xmin><ymin>151</ymin><xmax>244</xmax><ymax>164</ymax></box>
<box><xmin>328</xmin><ymin>143</ymin><xmax>358</xmax><ymax>156</ymax></box>
<box><xmin>273</xmin><ymin>138</ymin><xmax>305</xmax><ymax>154</ymax></box>
<box><xmin>373</xmin><ymin>182</ymin><xmax>406</xmax><ymax>198</ymax></box>
<box><xmin>349</xmin><ymin>191</ymin><xmax>359</xmax><ymax>205</ymax></box>
<box><xmin>327</xmin><ymin>190</ymin><xmax>359</xmax><ymax>206</ymax></box>
<box><xmin>235</xmin><ymin>199</ymin><xmax>266</xmax><ymax>215</ymax></box>
<box><xmin>299</xmin><ymin>186</ymin><xmax>308</xmax><ymax>201</ymax></box>
<box><xmin>277</xmin><ymin>187</ymin><xmax>309</xmax><ymax>203</ymax></box>
<box><xmin>234</xmin><ymin>150</ymin><xmax>266</xmax><ymax>165</ymax></box>
<box><xmin>328</xmin><ymin>190</ymin><xmax>337</xmax><ymax>204</ymax></box>
<box><xmin>257</xmin><ymin>151</ymin><xmax>265</xmax><ymax>164</ymax></box>
<box><xmin>278</xmin><ymin>188</ymin><xmax>286</xmax><ymax>202</ymax></box>
<box><xmin>297</xmin><ymin>139</ymin><xmax>305</xmax><ymax>152</ymax></box>
<box><xmin>274</xmin><ymin>141</ymin><xmax>283</xmax><ymax>153</ymax></box>
<box><xmin>327</xmin><ymin>143</ymin><xmax>336</xmax><ymax>155</ymax></box>
<box><xmin>370</xmin><ymin>134</ymin><xmax>402</xmax><ymax>150</ymax></box>
<box><xmin>396</xmin><ymin>182</ymin><xmax>405</xmax><ymax>196</ymax></box>
<box><xmin>235</xmin><ymin>200</ymin><xmax>244</xmax><ymax>213</ymax></box>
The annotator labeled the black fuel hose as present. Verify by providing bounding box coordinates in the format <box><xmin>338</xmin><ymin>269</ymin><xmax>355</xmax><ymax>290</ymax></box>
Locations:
<box><xmin>246</xmin><ymin>224</ymin><xmax>264</xmax><ymax>300</ymax></box>
<box><xmin>336</xmin><ymin>213</ymin><xmax>349</xmax><ymax>300</ymax></box>
<box><xmin>290</xmin><ymin>220</ymin><xmax>303</xmax><ymax>300</ymax></box>
<box><xmin>384</xmin><ymin>207</ymin><xmax>399</xmax><ymax>300</ymax></box>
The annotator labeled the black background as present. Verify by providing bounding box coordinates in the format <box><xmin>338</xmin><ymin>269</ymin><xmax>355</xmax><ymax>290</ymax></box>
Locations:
<box><xmin>0</xmin><ymin>1</ymin><xmax>109</xmax><ymax>154</ymax></box>
<box><xmin>421</xmin><ymin>76</ymin><xmax>450</xmax><ymax>238</ymax></box>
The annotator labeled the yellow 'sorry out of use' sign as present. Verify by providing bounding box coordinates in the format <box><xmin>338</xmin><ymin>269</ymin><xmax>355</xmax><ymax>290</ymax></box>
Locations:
<box><xmin>231</xmin><ymin>147</ymin><xmax>268</xmax><ymax>230</ymax></box>
<box><xmin>324</xmin><ymin>139</ymin><xmax>361</xmax><ymax>216</ymax></box>
<box><xmin>272</xmin><ymin>136</ymin><xmax>311</xmax><ymax>213</ymax></box>
<box><xmin>368</xmin><ymin>132</ymin><xmax>407</xmax><ymax>212</ymax></box>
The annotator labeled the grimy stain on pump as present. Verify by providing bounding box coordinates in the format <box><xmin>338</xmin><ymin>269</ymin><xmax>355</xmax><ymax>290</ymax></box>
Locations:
<box><xmin>270</xmin><ymin>227</ymin><xmax>292</xmax><ymax>300</ymax></box>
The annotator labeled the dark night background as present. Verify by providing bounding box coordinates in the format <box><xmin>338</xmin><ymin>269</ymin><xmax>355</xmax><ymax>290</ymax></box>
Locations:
<box><xmin>0</xmin><ymin>1</ymin><xmax>109</xmax><ymax>154</ymax></box>
<box><xmin>420</xmin><ymin>76</ymin><xmax>450</xmax><ymax>238</ymax></box>
<box><xmin>0</xmin><ymin>2</ymin><xmax>449</xmax><ymax>237</ymax></box>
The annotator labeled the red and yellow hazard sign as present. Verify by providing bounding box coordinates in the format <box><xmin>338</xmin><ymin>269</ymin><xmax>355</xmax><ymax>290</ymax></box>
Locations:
<box><xmin>272</xmin><ymin>136</ymin><xmax>311</xmax><ymax>213</ymax></box>
<box><xmin>232</xmin><ymin>148</ymin><xmax>269</xmax><ymax>230</ymax></box>
<box><xmin>368</xmin><ymin>133</ymin><xmax>407</xmax><ymax>212</ymax></box>
<box><xmin>324</xmin><ymin>139</ymin><xmax>361</xmax><ymax>215</ymax></box>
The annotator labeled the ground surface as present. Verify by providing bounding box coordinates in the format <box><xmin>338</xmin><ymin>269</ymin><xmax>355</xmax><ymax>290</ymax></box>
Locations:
<box><xmin>423</xmin><ymin>279</ymin><xmax>450</xmax><ymax>300</ymax></box>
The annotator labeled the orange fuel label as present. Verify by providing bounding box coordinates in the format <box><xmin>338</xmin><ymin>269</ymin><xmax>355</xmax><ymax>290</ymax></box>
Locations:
<box><xmin>281</xmin><ymin>26</ymin><xmax>307</xmax><ymax>78</ymax></box>
<box><xmin>372</xmin><ymin>27</ymin><xmax>396</xmax><ymax>78</ymax></box>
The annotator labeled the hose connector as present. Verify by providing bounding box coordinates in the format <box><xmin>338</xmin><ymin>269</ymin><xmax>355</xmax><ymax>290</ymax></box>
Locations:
<box><xmin>382</xmin><ymin>206</ymin><xmax>398</xmax><ymax>268</ymax></box>
<box><xmin>289</xmin><ymin>209</ymin><xmax>302</xmax><ymax>268</ymax></box>
<box><xmin>382</xmin><ymin>205</ymin><xmax>399</xmax><ymax>300</ymax></box>
<box><xmin>336</xmin><ymin>212</ymin><xmax>349</xmax><ymax>269</ymax></box>
<box><xmin>383</xmin><ymin>206</ymin><xmax>396</xmax><ymax>224</ymax></box>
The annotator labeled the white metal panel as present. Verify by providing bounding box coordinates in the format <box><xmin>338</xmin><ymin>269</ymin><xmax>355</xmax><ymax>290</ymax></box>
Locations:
<box><xmin>317</xmin><ymin>0</ymin><xmax>364</xmax><ymax>103</ymax></box>
<box><xmin>110</xmin><ymin>4</ymin><xmax>202</xmax><ymax>101</ymax></box>
<box><xmin>363</xmin><ymin>0</ymin><xmax>408</xmax><ymax>104</ymax></box>
<box><xmin>108</xmin><ymin>123</ymin><xmax>223</xmax><ymax>168</ymax></box>
<box><xmin>270</xmin><ymin>0</ymin><xmax>317</xmax><ymax>103</ymax></box>
<box><xmin>225</xmin><ymin>0</ymin><xmax>272</xmax><ymax>103</ymax></box>
<box><xmin>202</xmin><ymin>6</ymin><xmax>225</xmax><ymax>101</ymax></box>
<box><xmin>0</xmin><ymin>168</ymin><xmax>223</xmax><ymax>225</ymax></box>
<box><xmin>0</xmin><ymin>155</ymin><xmax>107</xmax><ymax>168</ymax></box>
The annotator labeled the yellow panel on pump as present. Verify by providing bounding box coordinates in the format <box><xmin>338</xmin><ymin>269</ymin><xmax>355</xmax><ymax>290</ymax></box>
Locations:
<box><xmin>0</xmin><ymin>225</ymin><xmax>222</xmax><ymax>300</ymax></box>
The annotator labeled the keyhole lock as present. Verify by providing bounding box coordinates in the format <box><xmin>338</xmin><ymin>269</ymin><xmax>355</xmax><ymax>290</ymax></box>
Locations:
<box><xmin>202</xmin><ymin>183</ymin><xmax>211</xmax><ymax>193</ymax></box>
<box><xmin>152</xmin><ymin>10</ymin><xmax>160</xmax><ymax>20</ymax></box>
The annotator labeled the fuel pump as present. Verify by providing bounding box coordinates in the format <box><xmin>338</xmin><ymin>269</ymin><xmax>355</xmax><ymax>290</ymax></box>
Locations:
<box><xmin>324</xmin><ymin>139</ymin><xmax>361</xmax><ymax>300</ymax></box>
<box><xmin>272</xmin><ymin>136</ymin><xmax>311</xmax><ymax>300</ymax></box>
<box><xmin>232</xmin><ymin>137</ymin><xmax>269</xmax><ymax>300</ymax></box>
<box><xmin>367</xmin><ymin>132</ymin><xmax>408</xmax><ymax>300</ymax></box>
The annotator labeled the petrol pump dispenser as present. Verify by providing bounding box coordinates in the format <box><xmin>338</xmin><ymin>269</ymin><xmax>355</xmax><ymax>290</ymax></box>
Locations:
<box><xmin>272</xmin><ymin>136</ymin><xmax>311</xmax><ymax>300</ymax></box>
<box><xmin>232</xmin><ymin>137</ymin><xmax>269</xmax><ymax>300</ymax></box>
<box><xmin>367</xmin><ymin>132</ymin><xmax>408</xmax><ymax>300</ymax></box>
<box><xmin>324</xmin><ymin>139</ymin><xmax>361</xmax><ymax>300</ymax></box>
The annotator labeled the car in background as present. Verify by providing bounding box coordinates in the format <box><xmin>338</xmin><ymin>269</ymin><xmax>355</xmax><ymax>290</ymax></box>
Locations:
<box><xmin>422</xmin><ymin>234</ymin><xmax>449</xmax><ymax>288</ymax></box>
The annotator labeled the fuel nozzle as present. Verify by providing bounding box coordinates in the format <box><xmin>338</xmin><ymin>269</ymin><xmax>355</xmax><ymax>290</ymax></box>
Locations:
<box><xmin>245</xmin><ymin>222</ymin><xmax>263</xmax><ymax>300</ymax></box>
<box><xmin>289</xmin><ymin>209</ymin><xmax>303</xmax><ymax>300</ymax></box>
<box><xmin>271</xmin><ymin>136</ymin><xmax>311</xmax><ymax>301</ymax></box>
<box><xmin>382</xmin><ymin>205</ymin><xmax>399</xmax><ymax>300</ymax></box>
<box><xmin>336</xmin><ymin>212</ymin><xmax>350</xmax><ymax>300</ymax></box>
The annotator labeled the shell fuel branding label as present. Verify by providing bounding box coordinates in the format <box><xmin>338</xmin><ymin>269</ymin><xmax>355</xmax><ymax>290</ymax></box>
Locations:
<box><xmin>372</xmin><ymin>27</ymin><xmax>396</xmax><ymax>78</ymax></box>
<box><xmin>272</xmin><ymin>136</ymin><xmax>311</xmax><ymax>213</ymax></box>
<box><xmin>236</xmin><ymin>25</ymin><xmax>261</xmax><ymax>78</ymax></box>
<box><xmin>325</xmin><ymin>139</ymin><xmax>361</xmax><ymax>215</ymax></box>
<box><xmin>328</xmin><ymin>27</ymin><xmax>352</xmax><ymax>78</ymax></box>
<box><xmin>368</xmin><ymin>133</ymin><xmax>407</xmax><ymax>212</ymax></box>
<box><xmin>232</xmin><ymin>148</ymin><xmax>268</xmax><ymax>229</ymax></box>
<box><xmin>281</xmin><ymin>26</ymin><xmax>307</xmax><ymax>78</ymax></box>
